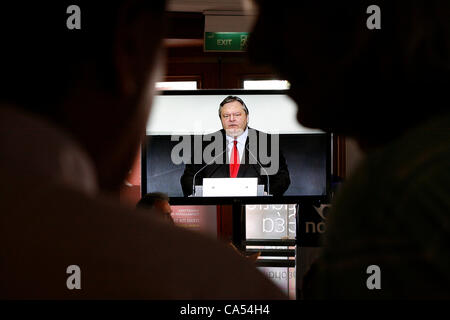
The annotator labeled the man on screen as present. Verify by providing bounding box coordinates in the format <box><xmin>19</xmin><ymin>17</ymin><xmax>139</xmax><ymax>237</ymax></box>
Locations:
<box><xmin>180</xmin><ymin>96</ymin><xmax>290</xmax><ymax>197</ymax></box>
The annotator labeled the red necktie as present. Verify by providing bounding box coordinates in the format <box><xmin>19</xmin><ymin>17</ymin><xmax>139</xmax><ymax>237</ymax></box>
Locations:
<box><xmin>230</xmin><ymin>140</ymin><xmax>240</xmax><ymax>178</ymax></box>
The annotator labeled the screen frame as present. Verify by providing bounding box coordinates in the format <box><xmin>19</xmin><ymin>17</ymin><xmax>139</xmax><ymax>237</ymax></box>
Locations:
<box><xmin>141</xmin><ymin>89</ymin><xmax>332</xmax><ymax>204</ymax></box>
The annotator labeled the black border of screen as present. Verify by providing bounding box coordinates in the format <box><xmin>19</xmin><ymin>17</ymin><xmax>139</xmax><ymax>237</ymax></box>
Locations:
<box><xmin>141</xmin><ymin>89</ymin><xmax>332</xmax><ymax>205</ymax></box>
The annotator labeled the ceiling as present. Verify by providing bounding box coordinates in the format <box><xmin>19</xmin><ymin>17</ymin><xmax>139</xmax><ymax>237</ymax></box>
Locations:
<box><xmin>167</xmin><ymin>0</ymin><xmax>245</xmax><ymax>13</ymax></box>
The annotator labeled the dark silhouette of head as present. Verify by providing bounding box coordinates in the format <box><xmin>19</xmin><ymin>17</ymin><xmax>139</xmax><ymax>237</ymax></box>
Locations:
<box><xmin>137</xmin><ymin>192</ymin><xmax>170</xmax><ymax>210</ymax></box>
<box><xmin>249</xmin><ymin>0</ymin><xmax>450</xmax><ymax>148</ymax></box>
<box><xmin>0</xmin><ymin>1</ymin><xmax>166</xmax><ymax>191</ymax></box>
<box><xmin>137</xmin><ymin>192</ymin><xmax>173</xmax><ymax>223</ymax></box>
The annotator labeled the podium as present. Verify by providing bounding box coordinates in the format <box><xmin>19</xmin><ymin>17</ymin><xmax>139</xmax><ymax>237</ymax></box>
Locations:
<box><xmin>191</xmin><ymin>178</ymin><xmax>267</xmax><ymax>197</ymax></box>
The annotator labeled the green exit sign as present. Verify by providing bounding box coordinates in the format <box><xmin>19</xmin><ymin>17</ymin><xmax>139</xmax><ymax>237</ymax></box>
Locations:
<box><xmin>204</xmin><ymin>32</ymin><xmax>249</xmax><ymax>52</ymax></box>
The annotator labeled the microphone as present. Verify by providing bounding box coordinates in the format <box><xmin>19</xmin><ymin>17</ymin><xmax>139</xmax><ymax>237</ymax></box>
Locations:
<box><xmin>245</xmin><ymin>144</ymin><xmax>271</xmax><ymax>196</ymax></box>
<box><xmin>191</xmin><ymin>140</ymin><xmax>233</xmax><ymax>196</ymax></box>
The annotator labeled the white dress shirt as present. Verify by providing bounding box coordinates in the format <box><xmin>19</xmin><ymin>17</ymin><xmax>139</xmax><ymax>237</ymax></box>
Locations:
<box><xmin>225</xmin><ymin>126</ymin><xmax>248</xmax><ymax>164</ymax></box>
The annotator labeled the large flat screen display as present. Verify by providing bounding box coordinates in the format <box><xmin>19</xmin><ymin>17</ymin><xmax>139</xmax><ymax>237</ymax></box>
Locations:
<box><xmin>142</xmin><ymin>90</ymin><xmax>331</xmax><ymax>200</ymax></box>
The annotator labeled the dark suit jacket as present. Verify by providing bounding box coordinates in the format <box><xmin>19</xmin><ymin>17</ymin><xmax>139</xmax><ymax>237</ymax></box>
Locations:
<box><xmin>180</xmin><ymin>128</ymin><xmax>290</xmax><ymax>196</ymax></box>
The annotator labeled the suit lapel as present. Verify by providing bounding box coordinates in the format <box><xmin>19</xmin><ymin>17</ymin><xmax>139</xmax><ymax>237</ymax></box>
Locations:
<box><xmin>222</xmin><ymin>129</ymin><xmax>230</xmax><ymax>177</ymax></box>
<box><xmin>216</xmin><ymin>128</ymin><xmax>258</xmax><ymax>178</ymax></box>
<box><xmin>238</xmin><ymin>128</ymin><xmax>259</xmax><ymax>177</ymax></box>
<box><xmin>208</xmin><ymin>130</ymin><xmax>229</xmax><ymax>177</ymax></box>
